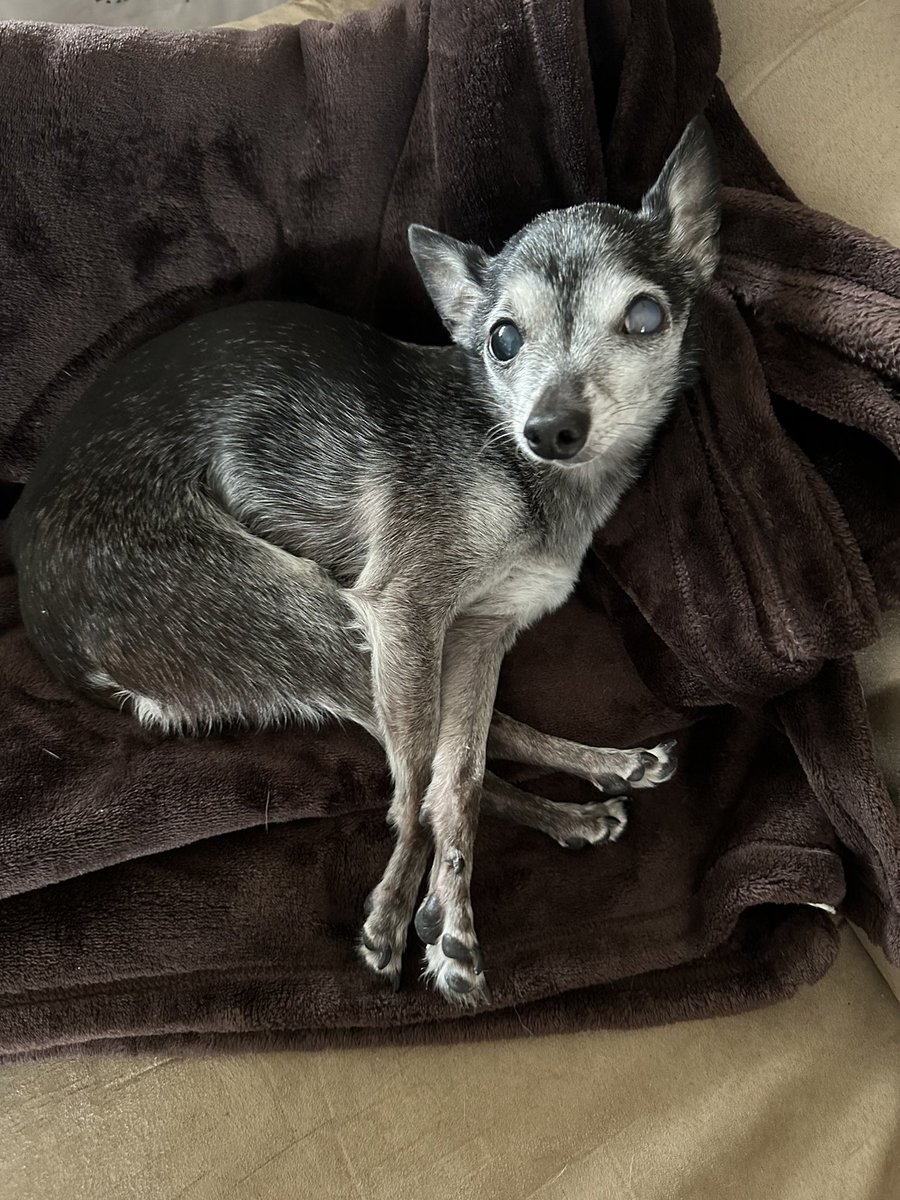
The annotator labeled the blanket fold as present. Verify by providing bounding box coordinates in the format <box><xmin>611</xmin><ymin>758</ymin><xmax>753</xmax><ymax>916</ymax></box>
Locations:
<box><xmin>0</xmin><ymin>0</ymin><xmax>898</xmax><ymax>1060</ymax></box>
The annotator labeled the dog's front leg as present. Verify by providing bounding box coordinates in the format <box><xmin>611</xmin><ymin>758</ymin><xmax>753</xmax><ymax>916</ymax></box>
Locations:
<box><xmin>413</xmin><ymin>616</ymin><xmax>515</xmax><ymax>1005</ymax></box>
<box><xmin>356</xmin><ymin>590</ymin><xmax>446</xmax><ymax>989</ymax></box>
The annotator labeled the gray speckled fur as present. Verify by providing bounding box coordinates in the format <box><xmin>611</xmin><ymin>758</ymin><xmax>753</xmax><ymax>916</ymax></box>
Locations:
<box><xmin>8</xmin><ymin>117</ymin><xmax>718</xmax><ymax>1004</ymax></box>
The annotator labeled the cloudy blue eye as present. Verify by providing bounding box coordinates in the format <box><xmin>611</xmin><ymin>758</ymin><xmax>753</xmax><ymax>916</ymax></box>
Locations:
<box><xmin>488</xmin><ymin>321</ymin><xmax>523</xmax><ymax>361</ymax></box>
<box><xmin>624</xmin><ymin>296</ymin><xmax>664</xmax><ymax>335</ymax></box>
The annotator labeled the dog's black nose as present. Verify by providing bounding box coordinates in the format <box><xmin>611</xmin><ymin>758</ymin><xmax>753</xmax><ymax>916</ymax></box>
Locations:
<box><xmin>523</xmin><ymin>408</ymin><xmax>590</xmax><ymax>460</ymax></box>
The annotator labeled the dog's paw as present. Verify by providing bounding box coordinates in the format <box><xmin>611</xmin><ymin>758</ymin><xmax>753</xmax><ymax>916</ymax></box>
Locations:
<box><xmin>591</xmin><ymin>739</ymin><xmax>677</xmax><ymax>793</ymax></box>
<box><xmin>629</xmin><ymin>739</ymin><xmax>678</xmax><ymax>788</ymax></box>
<box><xmin>423</xmin><ymin>938</ymin><xmax>491</xmax><ymax>1008</ymax></box>
<box><xmin>553</xmin><ymin>796</ymin><xmax>629</xmax><ymax>847</ymax></box>
<box><xmin>414</xmin><ymin>891</ymin><xmax>491</xmax><ymax>1008</ymax></box>
<box><xmin>358</xmin><ymin>890</ymin><xmax>410</xmax><ymax>991</ymax></box>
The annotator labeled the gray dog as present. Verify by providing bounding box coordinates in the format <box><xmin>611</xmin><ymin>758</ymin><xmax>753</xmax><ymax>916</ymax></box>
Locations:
<box><xmin>9</xmin><ymin>117</ymin><xmax>719</xmax><ymax>1005</ymax></box>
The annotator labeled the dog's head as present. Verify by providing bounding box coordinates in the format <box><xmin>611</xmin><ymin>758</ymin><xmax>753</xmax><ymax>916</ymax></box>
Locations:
<box><xmin>409</xmin><ymin>116</ymin><xmax>719</xmax><ymax>467</ymax></box>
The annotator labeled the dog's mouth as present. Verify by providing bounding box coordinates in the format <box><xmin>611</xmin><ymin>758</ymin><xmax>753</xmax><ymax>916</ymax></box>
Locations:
<box><xmin>512</xmin><ymin>402</ymin><xmax>657</xmax><ymax>468</ymax></box>
<box><xmin>575</xmin><ymin>424</ymin><xmax>656</xmax><ymax>466</ymax></box>
<box><xmin>549</xmin><ymin>447</ymin><xmax>599</xmax><ymax>468</ymax></box>
<box><xmin>515</xmin><ymin>435</ymin><xmax>600</xmax><ymax>468</ymax></box>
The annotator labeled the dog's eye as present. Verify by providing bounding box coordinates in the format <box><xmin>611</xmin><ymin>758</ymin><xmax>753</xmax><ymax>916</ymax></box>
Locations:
<box><xmin>488</xmin><ymin>321</ymin><xmax>523</xmax><ymax>361</ymax></box>
<box><xmin>623</xmin><ymin>296</ymin><xmax>664</xmax><ymax>335</ymax></box>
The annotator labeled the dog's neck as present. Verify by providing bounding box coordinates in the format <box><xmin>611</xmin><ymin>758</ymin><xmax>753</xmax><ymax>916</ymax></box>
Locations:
<box><xmin>531</xmin><ymin>445</ymin><xmax>642</xmax><ymax>548</ymax></box>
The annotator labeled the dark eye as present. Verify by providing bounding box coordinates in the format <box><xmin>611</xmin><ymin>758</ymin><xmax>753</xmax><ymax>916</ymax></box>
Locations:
<box><xmin>488</xmin><ymin>321</ymin><xmax>524</xmax><ymax>361</ymax></box>
<box><xmin>623</xmin><ymin>296</ymin><xmax>664</xmax><ymax>335</ymax></box>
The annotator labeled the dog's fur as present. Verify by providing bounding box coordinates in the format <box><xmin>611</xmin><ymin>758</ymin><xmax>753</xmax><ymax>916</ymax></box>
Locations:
<box><xmin>8</xmin><ymin>118</ymin><xmax>719</xmax><ymax>1005</ymax></box>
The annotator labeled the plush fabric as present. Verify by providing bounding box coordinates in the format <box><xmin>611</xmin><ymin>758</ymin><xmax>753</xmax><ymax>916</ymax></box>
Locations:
<box><xmin>0</xmin><ymin>0</ymin><xmax>898</xmax><ymax>1061</ymax></box>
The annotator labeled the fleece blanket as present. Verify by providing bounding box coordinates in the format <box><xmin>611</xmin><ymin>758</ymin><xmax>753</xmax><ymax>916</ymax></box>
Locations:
<box><xmin>0</xmin><ymin>0</ymin><xmax>899</xmax><ymax>1061</ymax></box>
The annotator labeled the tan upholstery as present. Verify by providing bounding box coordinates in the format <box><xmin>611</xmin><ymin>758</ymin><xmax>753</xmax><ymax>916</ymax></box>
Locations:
<box><xmin>717</xmin><ymin>0</ymin><xmax>900</xmax><ymax>247</ymax></box>
<box><xmin>2</xmin><ymin>3</ymin><xmax>898</xmax><ymax>1198</ymax></box>
<box><xmin>0</xmin><ymin>929</ymin><xmax>896</xmax><ymax>1200</ymax></box>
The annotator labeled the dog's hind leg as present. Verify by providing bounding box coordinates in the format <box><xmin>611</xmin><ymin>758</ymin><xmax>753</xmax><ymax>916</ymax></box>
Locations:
<box><xmin>70</xmin><ymin>510</ymin><xmax>377</xmax><ymax>739</ymax></box>
<box><xmin>481</xmin><ymin>771</ymin><xmax>630</xmax><ymax>848</ymax></box>
<box><xmin>487</xmin><ymin>712</ymin><xmax>678</xmax><ymax>793</ymax></box>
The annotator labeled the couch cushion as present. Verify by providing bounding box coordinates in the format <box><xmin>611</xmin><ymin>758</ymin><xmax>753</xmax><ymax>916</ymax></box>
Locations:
<box><xmin>2</xmin><ymin>929</ymin><xmax>896</xmax><ymax>1200</ymax></box>
<box><xmin>717</xmin><ymin>0</ymin><xmax>900</xmax><ymax>246</ymax></box>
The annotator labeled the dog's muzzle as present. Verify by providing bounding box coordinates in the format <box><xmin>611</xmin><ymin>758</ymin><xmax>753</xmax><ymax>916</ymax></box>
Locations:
<box><xmin>524</xmin><ymin>388</ymin><xmax>591</xmax><ymax>461</ymax></box>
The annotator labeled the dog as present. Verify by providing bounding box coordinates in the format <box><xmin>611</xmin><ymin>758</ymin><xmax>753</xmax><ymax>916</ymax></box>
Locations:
<box><xmin>8</xmin><ymin>116</ymin><xmax>719</xmax><ymax>1006</ymax></box>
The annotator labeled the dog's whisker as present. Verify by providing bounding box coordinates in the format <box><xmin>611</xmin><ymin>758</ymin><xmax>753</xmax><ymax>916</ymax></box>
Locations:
<box><xmin>477</xmin><ymin>421</ymin><xmax>516</xmax><ymax>460</ymax></box>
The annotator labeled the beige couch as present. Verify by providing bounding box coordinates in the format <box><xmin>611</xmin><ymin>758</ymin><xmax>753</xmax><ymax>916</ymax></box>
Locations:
<box><xmin>1</xmin><ymin>3</ymin><xmax>898</xmax><ymax>1198</ymax></box>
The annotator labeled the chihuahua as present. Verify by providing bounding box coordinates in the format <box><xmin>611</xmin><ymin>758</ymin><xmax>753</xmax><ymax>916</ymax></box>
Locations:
<box><xmin>9</xmin><ymin>116</ymin><xmax>719</xmax><ymax>1005</ymax></box>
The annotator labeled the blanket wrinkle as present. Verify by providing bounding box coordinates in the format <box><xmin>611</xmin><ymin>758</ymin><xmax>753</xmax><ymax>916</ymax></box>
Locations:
<box><xmin>776</xmin><ymin>660</ymin><xmax>900</xmax><ymax>957</ymax></box>
<box><xmin>0</xmin><ymin>0</ymin><xmax>898</xmax><ymax>1060</ymax></box>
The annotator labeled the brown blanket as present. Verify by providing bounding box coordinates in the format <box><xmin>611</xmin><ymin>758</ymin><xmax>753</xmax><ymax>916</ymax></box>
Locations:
<box><xmin>0</xmin><ymin>0</ymin><xmax>898</xmax><ymax>1061</ymax></box>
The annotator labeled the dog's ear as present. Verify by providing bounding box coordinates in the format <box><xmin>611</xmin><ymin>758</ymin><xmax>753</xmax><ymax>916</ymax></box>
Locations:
<box><xmin>640</xmin><ymin>116</ymin><xmax>720</xmax><ymax>282</ymax></box>
<box><xmin>408</xmin><ymin>225</ymin><xmax>488</xmax><ymax>340</ymax></box>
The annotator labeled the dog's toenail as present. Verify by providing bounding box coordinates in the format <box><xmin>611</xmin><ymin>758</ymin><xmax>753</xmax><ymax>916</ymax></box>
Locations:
<box><xmin>445</xmin><ymin>969</ymin><xmax>475</xmax><ymax>995</ymax></box>
<box><xmin>362</xmin><ymin>893</ymin><xmax>374</xmax><ymax>917</ymax></box>
<box><xmin>565</xmin><ymin>836</ymin><xmax>588</xmax><ymax>849</ymax></box>
<box><xmin>471</xmin><ymin>945</ymin><xmax>484</xmax><ymax>975</ymax></box>
<box><xmin>442</xmin><ymin>934</ymin><xmax>472</xmax><ymax>963</ymax></box>
<box><xmin>362</xmin><ymin>933</ymin><xmax>391</xmax><ymax>970</ymax></box>
<box><xmin>659</xmin><ymin>739</ymin><xmax>677</xmax><ymax>754</ymax></box>
<box><xmin>414</xmin><ymin>894</ymin><xmax>444</xmax><ymax>944</ymax></box>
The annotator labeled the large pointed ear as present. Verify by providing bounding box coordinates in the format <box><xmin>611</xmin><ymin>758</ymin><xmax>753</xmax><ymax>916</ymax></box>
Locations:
<box><xmin>640</xmin><ymin>116</ymin><xmax>720</xmax><ymax>282</ymax></box>
<box><xmin>408</xmin><ymin>225</ymin><xmax>489</xmax><ymax>340</ymax></box>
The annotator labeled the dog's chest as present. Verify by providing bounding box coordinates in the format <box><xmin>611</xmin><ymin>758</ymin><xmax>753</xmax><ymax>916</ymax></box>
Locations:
<box><xmin>462</xmin><ymin>550</ymin><xmax>581</xmax><ymax>629</ymax></box>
